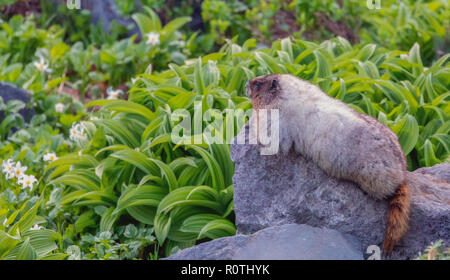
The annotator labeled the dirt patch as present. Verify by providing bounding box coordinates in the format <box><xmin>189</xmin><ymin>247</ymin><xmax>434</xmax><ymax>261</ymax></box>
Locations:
<box><xmin>269</xmin><ymin>9</ymin><xmax>300</xmax><ymax>41</ymax></box>
<box><xmin>1</xmin><ymin>0</ymin><xmax>41</xmax><ymax>18</ymax></box>
<box><xmin>263</xmin><ymin>8</ymin><xmax>358</xmax><ymax>44</ymax></box>
<box><xmin>314</xmin><ymin>12</ymin><xmax>359</xmax><ymax>44</ymax></box>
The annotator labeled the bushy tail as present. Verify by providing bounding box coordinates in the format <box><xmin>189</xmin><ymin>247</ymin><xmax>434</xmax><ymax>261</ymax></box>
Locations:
<box><xmin>383</xmin><ymin>183</ymin><xmax>410</xmax><ymax>254</ymax></box>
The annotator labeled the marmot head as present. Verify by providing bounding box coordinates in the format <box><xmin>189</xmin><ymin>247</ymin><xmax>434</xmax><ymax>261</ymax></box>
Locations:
<box><xmin>246</xmin><ymin>74</ymin><xmax>283</xmax><ymax>110</ymax></box>
<box><xmin>246</xmin><ymin>74</ymin><xmax>318</xmax><ymax>110</ymax></box>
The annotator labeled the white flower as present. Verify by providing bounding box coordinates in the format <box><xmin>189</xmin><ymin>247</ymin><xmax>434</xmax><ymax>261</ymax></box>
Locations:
<box><xmin>6</xmin><ymin>172</ymin><xmax>14</xmax><ymax>180</ymax></box>
<box><xmin>145</xmin><ymin>32</ymin><xmax>160</xmax><ymax>46</ymax></box>
<box><xmin>69</xmin><ymin>123</ymin><xmax>87</xmax><ymax>141</ymax></box>
<box><xmin>33</xmin><ymin>56</ymin><xmax>52</xmax><ymax>73</ymax></box>
<box><xmin>2</xmin><ymin>159</ymin><xmax>14</xmax><ymax>174</ymax></box>
<box><xmin>2</xmin><ymin>218</ymin><xmax>7</xmax><ymax>227</ymax></box>
<box><xmin>13</xmin><ymin>161</ymin><xmax>27</xmax><ymax>179</ymax></box>
<box><xmin>43</xmin><ymin>152</ymin><xmax>58</xmax><ymax>162</ymax></box>
<box><xmin>30</xmin><ymin>224</ymin><xmax>43</xmax><ymax>231</ymax></box>
<box><xmin>106</xmin><ymin>87</ymin><xmax>123</xmax><ymax>100</ymax></box>
<box><xmin>18</xmin><ymin>174</ymin><xmax>37</xmax><ymax>190</ymax></box>
<box><xmin>90</xmin><ymin>116</ymin><xmax>99</xmax><ymax>121</ymax></box>
<box><xmin>55</xmin><ymin>103</ymin><xmax>64</xmax><ymax>113</ymax></box>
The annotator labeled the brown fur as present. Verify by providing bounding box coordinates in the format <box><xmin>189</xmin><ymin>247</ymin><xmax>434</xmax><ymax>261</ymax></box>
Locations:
<box><xmin>383</xmin><ymin>183</ymin><xmax>410</xmax><ymax>253</ymax></box>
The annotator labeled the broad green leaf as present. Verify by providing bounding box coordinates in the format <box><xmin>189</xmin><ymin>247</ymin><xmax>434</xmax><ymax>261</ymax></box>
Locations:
<box><xmin>390</xmin><ymin>114</ymin><xmax>419</xmax><ymax>155</ymax></box>
<box><xmin>423</xmin><ymin>139</ymin><xmax>441</xmax><ymax>166</ymax></box>
<box><xmin>194</xmin><ymin>58</ymin><xmax>205</xmax><ymax>95</ymax></box>
<box><xmin>110</xmin><ymin>149</ymin><xmax>159</xmax><ymax>175</ymax></box>
<box><xmin>182</xmin><ymin>145</ymin><xmax>225</xmax><ymax>190</ymax></box>
<box><xmin>15</xmin><ymin>238</ymin><xmax>37</xmax><ymax>260</ymax></box>
<box><xmin>197</xmin><ymin>219</ymin><xmax>236</xmax><ymax>239</ymax></box>
<box><xmin>22</xmin><ymin>229</ymin><xmax>59</xmax><ymax>258</ymax></box>
<box><xmin>86</xmin><ymin>100</ymin><xmax>156</xmax><ymax>121</ymax></box>
<box><xmin>154</xmin><ymin>212</ymin><xmax>171</xmax><ymax>244</ymax></box>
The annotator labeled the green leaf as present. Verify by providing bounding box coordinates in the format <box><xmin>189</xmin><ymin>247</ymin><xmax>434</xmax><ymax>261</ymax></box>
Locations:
<box><xmin>22</xmin><ymin>229</ymin><xmax>59</xmax><ymax>258</ymax></box>
<box><xmin>74</xmin><ymin>210</ymin><xmax>96</xmax><ymax>233</ymax></box>
<box><xmin>143</xmin><ymin>7</ymin><xmax>162</xmax><ymax>31</ymax></box>
<box><xmin>97</xmin><ymin>119</ymin><xmax>140</xmax><ymax>148</ymax></box>
<box><xmin>6</xmin><ymin>100</ymin><xmax>25</xmax><ymax>113</ymax></box>
<box><xmin>194</xmin><ymin>58</ymin><xmax>205</xmax><ymax>95</ymax></box>
<box><xmin>431</xmin><ymin>134</ymin><xmax>450</xmax><ymax>154</ymax></box>
<box><xmin>313</xmin><ymin>50</ymin><xmax>331</xmax><ymax>91</ymax></box>
<box><xmin>390</xmin><ymin>114</ymin><xmax>419</xmax><ymax>155</ymax></box>
<box><xmin>154</xmin><ymin>212</ymin><xmax>171</xmax><ymax>244</ymax></box>
<box><xmin>180</xmin><ymin>214</ymin><xmax>223</xmax><ymax>233</ymax></box>
<box><xmin>0</xmin><ymin>231</ymin><xmax>21</xmax><ymax>258</ymax></box>
<box><xmin>149</xmin><ymin>159</ymin><xmax>178</xmax><ymax>191</ymax></box>
<box><xmin>45</xmin><ymin>155</ymin><xmax>98</xmax><ymax>175</ymax></box>
<box><xmin>49</xmin><ymin>173</ymin><xmax>100</xmax><ymax>192</ymax></box>
<box><xmin>197</xmin><ymin>219</ymin><xmax>236</xmax><ymax>239</ymax></box>
<box><xmin>8</xmin><ymin>202</ymin><xmax>40</xmax><ymax>235</ymax></box>
<box><xmin>255</xmin><ymin>51</ymin><xmax>287</xmax><ymax>74</ymax></box>
<box><xmin>280</xmin><ymin>38</ymin><xmax>294</xmax><ymax>63</ymax></box>
<box><xmin>85</xmin><ymin>100</ymin><xmax>156</xmax><ymax>121</ymax></box>
<box><xmin>116</xmin><ymin>185</ymin><xmax>167</xmax><ymax>214</ymax></box>
<box><xmin>182</xmin><ymin>145</ymin><xmax>225</xmax><ymax>190</ymax></box>
<box><xmin>357</xmin><ymin>44</ymin><xmax>376</xmax><ymax>61</ymax></box>
<box><xmin>157</xmin><ymin>186</ymin><xmax>222</xmax><ymax>215</ymax></box>
<box><xmin>100</xmin><ymin>207</ymin><xmax>120</xmax><ymax>233</ymax></box>
<box><xmin>100</xmin><ymin>50</ymin><xmax>117</xmax><ymax>64</ymax></box>
<box><xmin>423</xmin><ymin>139</ymin><xmax>441</xmax><ymax>166</ymax></box>
<box><xmin>16</xmin><ymin>238</ymin><xmax>37</xmax><ymax>260</ymax></box>
<box><xmin>162</xmin><ymin>17</ymin><xmax>191</xmax><ymax>38</ymax></box>
<box><xmin>127</xmin><ymin>206</ymin><xmax>157</xmax><ymax>225</ymax></box>
<box><xmin>110</xmin><ymin>149</ymin><xmax>159</xmax><ymax>175</ymax></box>
<box><xmin>39</xmin><ymin>253</ymin><xmax>68</xmax><ymax>260</ymax></box>
<box><xmin>132</xmin><ymin>13</ymin><xmax>155</xmax><ymax>35</ymax></box>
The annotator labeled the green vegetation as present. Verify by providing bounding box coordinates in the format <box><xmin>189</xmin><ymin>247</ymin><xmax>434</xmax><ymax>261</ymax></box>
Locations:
<box><xmin>0</xmin><ymin>0</ymin><xmax>448</xmax><ymax>259</ymax></box>
<box><xmin>416</xmin><ymin>240</ymin><xmax>450</xmax><ymax>260</ymax></box>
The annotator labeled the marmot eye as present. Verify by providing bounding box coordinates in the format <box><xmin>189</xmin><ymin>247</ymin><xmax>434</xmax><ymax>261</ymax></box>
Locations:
<box><xmin>254</xmin><ymin>81</ymin><xmax>262</xmax><ymax>88</ymax></box>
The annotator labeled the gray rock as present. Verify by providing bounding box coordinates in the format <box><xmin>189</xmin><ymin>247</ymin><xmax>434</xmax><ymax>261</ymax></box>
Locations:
<box><xmin>165</xmin><ymin>235</ymin><xmax>247</xmax><ymax>260</ymax></box>
<box><xmin>80</xmin><ymin>0</ymin><xmax>139</xmax><ymax>36</ymax></box>
<box><xmin>230</xmin><ymin>125</ymin><xmax>450</xmax><ymax>260</ymax></box>
<box><xmin>0</xmin><ymin>82</ymin><xmax>33</xmax><ymax>122</ymax></box>
<box><xmin>62</xmin><ymin>0</ymin><xmax>202</xmax><ymax>37</ymax></box>
<box><xmin>166</xmin><ymin>224</ymin><xmax>363</xmax><ymax>260</ymax></box>
<box><xmin>414</xmin><ymin>163</ymin><xmax>450</xmax><ymax>182</ymax></box>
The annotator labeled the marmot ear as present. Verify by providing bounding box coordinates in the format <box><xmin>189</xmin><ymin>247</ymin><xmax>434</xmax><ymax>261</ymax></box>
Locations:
<box><xmin>270</xmin><ymin>79</ymin><xmax>279</xmax><ymax>91</ymax></box>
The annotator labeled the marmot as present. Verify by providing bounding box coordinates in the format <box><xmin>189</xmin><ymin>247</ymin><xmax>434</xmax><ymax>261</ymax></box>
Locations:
<box><xmin>246</xmin><ymin>74</ymin><xmax>410</xmax><ymax>253</ymax></box>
